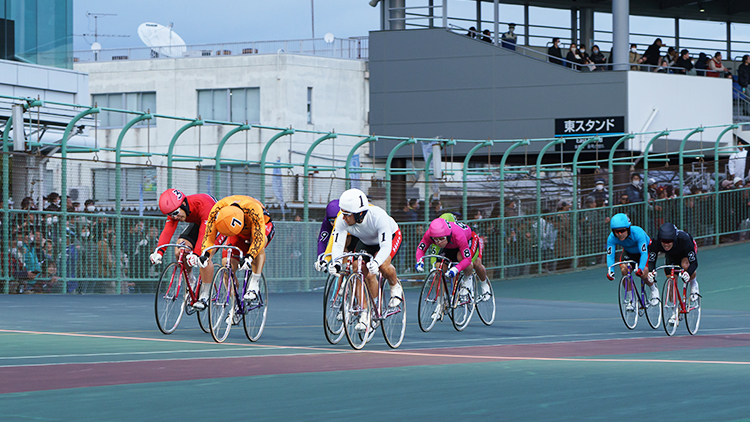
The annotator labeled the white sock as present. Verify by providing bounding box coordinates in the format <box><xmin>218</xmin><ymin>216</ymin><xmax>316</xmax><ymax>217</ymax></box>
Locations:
<box><xmin>249</xmin><ymin>273</ymin><xmax>261</xmax><ymax>291</ymax></box>
<box><xmin>690</xmin><ymin>279</ymin><xmax>699</xmax><ymax>294</ymax></box>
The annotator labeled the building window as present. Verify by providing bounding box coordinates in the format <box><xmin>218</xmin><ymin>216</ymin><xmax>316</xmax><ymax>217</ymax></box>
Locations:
<box><xmin>307</xmin><ymin>87</ymin><xmax>312</xmax><ymax>124</ymax></box>
<box><xmin>197</xmin><ymin>88</ymin><xmax>260</xmax><ymax>123</ymax></box>
<box><xmin>91</xmin><ymin>92</ymin><xmax>156</xmax><ymax>128</ymax></box>
<box><xmin>93</xmin><ymin>167</ymin><xmax>158</xmax><ymax>202</ymax></box>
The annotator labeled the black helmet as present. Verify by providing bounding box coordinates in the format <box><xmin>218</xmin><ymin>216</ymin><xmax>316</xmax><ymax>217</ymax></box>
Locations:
<box><xmin>658</xmin><ymin>223</ymin><xmax>677</xmax><ymax>241</ymax></box>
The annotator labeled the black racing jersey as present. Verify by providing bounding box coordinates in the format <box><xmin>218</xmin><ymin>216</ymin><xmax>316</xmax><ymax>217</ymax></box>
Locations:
<box><xmin>647</xmin><ymin>229</ymin><xmax>698</xmax><ymax>275</ymax></box>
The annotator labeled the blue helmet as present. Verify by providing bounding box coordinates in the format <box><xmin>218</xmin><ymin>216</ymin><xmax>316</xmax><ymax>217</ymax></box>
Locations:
<box><xmin>610</xmin><ymin>213</ymin><xmax>631</xmax><ymax>230</ymax></box>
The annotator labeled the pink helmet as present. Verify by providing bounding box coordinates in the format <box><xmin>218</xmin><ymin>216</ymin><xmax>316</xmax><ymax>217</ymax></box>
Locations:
<box><xmin>159</xmin><ymin>189</ymin><xmax>186</xmax><ymax>214</ymax></box>
<box><xmin>428</xmin><ymin>218</ymin><xmax>451</xmax><ymax>238</ymax></box>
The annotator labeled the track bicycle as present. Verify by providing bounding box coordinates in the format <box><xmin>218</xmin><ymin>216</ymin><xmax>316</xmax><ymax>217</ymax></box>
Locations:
<box><xmin>337</xmin><ymin>252</ymin><xmax>406</xmax><ymax>350</ymax></box>
<box><xmin>657</xmin><ymin>264</ymin><xmax>701</xmax><ymax>336</ymax></box>
<box><xmin>608</xmin><ymin>260</ymin><xmax>661</xmax><ymax>330</ymax></box>
<box><xmin>205</xmin><ymin>245</ymin><xmax>268</xmax><ymax>343</ymax></box>
<box><xmin>153</xmin><ymin>243</ymin><xmax>210</xmax><ymax>335</ymax></box>
<box><xmin>319</xmin><ymin>253</ymin><xmax>346</xmax><ymax>345</ymax></box>
<box><xmin>417</xmin><ymin>255</ymin><xmax>478</xmax><ymax>332</ymax></box>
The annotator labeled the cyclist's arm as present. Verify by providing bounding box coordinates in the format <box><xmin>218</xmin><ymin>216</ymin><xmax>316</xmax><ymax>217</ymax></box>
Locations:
<box><xmin>606</xmin><ymin>233</ymin><xmax>617</xmax><ymax>269</ymax></box>
<box><xmin>330</xmin><ymin>219</ymin><xmax>347</xmax><ymax>262</ymax></box>
<box><xmin>194</xmin><ymin>219</ymin><xmax>209</xmax><ymax>256</ymax></box>
<box><xmin>317</xmin><ymin>220</ymin><xmax>333</xmax><ymax>256</ymax></box>
<box><xmin>636</xmin><ymin>235</ymin><xmax>650</xmax><ymax>270</ymax></box>
<box><xmin>647</xmin><ymin>242</ymin><xmax>658</xmax><ymax>273</ymax></box>
<box><xmin>245</xmin><ymin>202</ymin><xmax>267</xmax><ymax>259</ymax></box>
<box><xmin>415</xmin><ymin>232</ymin><xmax>432</xmax><ymax>263</ymax></box>
<box><xmin>201</xmin><ymin>200</ymin><xmax>226</xmax><ymax>255</ymax></box>
<box><xmin>374</xmin><ymin>227</ymin><xmax>393</xmax><ymax>266</ymax></box>
<box><xmin>685</xmin><ymin>244</ymin><xmax>698</xmax><ymax>275</ymax></box>
<box><xmin>453</xmin><ymin>232</ymin><xmax>473</xmax><ymax>272</ymax></box>
<box><xmin>156</xmin><ymin>218</ymin><xmax>179</xmax><ymax>255</ymax></box>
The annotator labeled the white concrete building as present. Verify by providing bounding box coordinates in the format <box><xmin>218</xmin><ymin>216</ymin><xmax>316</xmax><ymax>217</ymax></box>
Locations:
<box><xmin>74</xmin><ymin>52</ymin><xmax>371</xmax><ymax>209</ymax></box>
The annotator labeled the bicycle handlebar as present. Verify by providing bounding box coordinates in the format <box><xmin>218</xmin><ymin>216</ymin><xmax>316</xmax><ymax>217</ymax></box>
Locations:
<box><xmin>333</xmin><ymin>251</ymin><xmax>374</xmax><ymax>261</ymax></box>
<box><xmin>419</xmin><ymin>254</ymin><xmax>458</xmax><ymax>266</ymax></box>
<box><xmin>203</xmin><ymin>244</ymin><xmax>244</xmax><ymax>259</ymax></box>
<box><xmin>653</xmin><ymin>264</ymin><xmax>684</xmax><ymax>273</ymax></box>
<box><xmin>153</xmin><ymin>243</ymin><xmax>191</xmax><ymax>255</ymax></box>
<box><xmin>608</xmin><ymin>260</ymin><xmax>637</xmax><ymax>271</ymax></box>
<box><xmin>317</xmin><ymin>252</ymin><xmax>331</xmax><ymax>261</ymax></box>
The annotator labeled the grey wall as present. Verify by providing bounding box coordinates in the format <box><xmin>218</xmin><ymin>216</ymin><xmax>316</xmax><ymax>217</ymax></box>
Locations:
<box><xmin>369</xmin><ymin>28</ymin><xmax>628</xmax><ymax>158</ymax></box>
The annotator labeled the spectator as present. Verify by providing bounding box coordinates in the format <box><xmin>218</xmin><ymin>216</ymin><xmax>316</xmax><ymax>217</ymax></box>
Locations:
<box><xmin>466</xmin><ymin>26</ymin><xmax>477</xmax><ymax>39</ymax></box>
<box><xmin>590</xmin><ymin>179</ymin><xmax>608</xmax><ymax>204</ymax></box>
<box><xmin>707</xmin><ymin>52</ymin><xmax>729</xmax><ymax>77</ymax></box>
<box><xmin>37</xmin><ymin>260</ymin><xmax>59</xmax><ymax>293</ymax></box>
<box><xmin>728</xmin><ymin>137</ymin><xmax>749</xmax><ymax>182</ymax></box>
<box><xmin>553</xmin><ymin>201</ymin><xmax>572</xmax><ymax>269</ymax></box>
<box><xmin>578</xmin><ymin>44</ymin><xmax>590</xmax><ymax>62</ymax></box>
<box><xmin>45</xmin><ymin>192</ymin><xmax>61</xmax><ymax>212</ymax></box>
<box><xmin>637</xmin><ymin>38</ymin><xmax>663</xmax><ymax>70</ymax></box>
<box><xmin>738</xmin><ymin>55</ymin><xmax>750</xmax><ymax>91</ymax></box>
<box><xmin>675</xmin><ymin>49</ymin><xmax>694</xmax><ymax>74</ymax></box>
<box><xmin>548</xmin><ymin>37</ymin><xmax>563</xmax><ymax>66</ymax></box>
<box><xmin>694</xmin><ymin>52</ymin><xmax>708</xmax><ymax>76</ymax></box>
<box><xmin>537</xmin><ymin>208</ymin><xmax>557</xmax><ymax>272</ymax></box>
<box><xmin>624</xmin><ymin>173</ymin><xmax>644</xmax><ymax>202</ymax></box>
<box><xmin>501</xmin><ymin>23</ymin><xmax>517</xmax><ymax>50</ymax></box>
<box><xmin>619</xmin><ymin>193</ymin><xmax>630</xmax><ymax>205</ymax></box>
<box><xmin>64</xmin><ymin>234</ymin><xmax>80</xmax><ymax>292</ymax></box>
<box><xmin>664</xmin><ymin>47</ymin><xmax>678</xmax><ymax>69</ymax></box>
<box><xmin>84</xmin><ymin>199</ymin><xmax>96</xmax><ymax>213</ymax></box>
<box><xmin>629</xmin><ymin>44</ymin><xmax>640</xmax><ymax>70</ymax></box>
<box><xmin>565</xmin><ymin>43</ymin><xmax>585</xmax><ymax>70</ymax></box>
<box><xmin>406</xmin><ymin>198</ymin><xmax>420</xmax><ymax>222</ymax></box>
<box><xmin>393</xmin><ymin>201</ymin><xmax>408</xmax><ymax>223</ymax></box>
<box><xmin>429</xmin><ymin>198</ymin><xmax>443</xmax><ymax>221</ymax></box>
<box><xmin>589</xmin><ymin>45</ymin><xmax>607</xmax><ymax>69</ymax></box>
<box><xmin>481</xmin><ymin>29</ymin><xmax>492</xmax><ymax>43</ymax></box>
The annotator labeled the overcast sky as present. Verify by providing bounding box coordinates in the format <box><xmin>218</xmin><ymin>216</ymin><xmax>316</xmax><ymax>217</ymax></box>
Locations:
<box><xmin>73</xmin><ymin>0</ymin><xmax>381</xmax><ymax>51</ymax></box>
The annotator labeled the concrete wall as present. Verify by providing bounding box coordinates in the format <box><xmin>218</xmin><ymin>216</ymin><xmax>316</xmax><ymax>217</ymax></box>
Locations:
<box><xmin>74</xmin><ymin>54</ymin><xmax>370</xmax><ymax>204</ymax></box>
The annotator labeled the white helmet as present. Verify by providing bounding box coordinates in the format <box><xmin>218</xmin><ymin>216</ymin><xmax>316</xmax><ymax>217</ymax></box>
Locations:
<box><xmin>339</xmin><ymin>188</ymin><xmax>369</xmax><ymax>213</ymax></box>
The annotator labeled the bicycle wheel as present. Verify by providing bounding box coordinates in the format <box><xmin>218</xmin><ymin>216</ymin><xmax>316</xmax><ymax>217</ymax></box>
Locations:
<box><xmin>662</xmin><ymin>278</ymin><xmax>679</xmax><ymax>336</ymax></box>
<box><xmin>154</xmin><ymin>262</ymin><xmax>186</xmax><ymax>334</ymax></box>
<box><xmin>197</xmin><ymin>309</ymin><xmax>210</xmax><ymax>333</ymax></box>
<box><xmin>617</xmin><ymin>276</ymin><xmax>638</xmax><ymax>330</ymax></box>
<box><xmin>342</xmin><ymin>274</ymin><xmax>372</xmax><ymax>350</ymax></box>
<box><xmin>644</xmin><ymin>283</ymin><xmax>662</xmax><ymax>330</ymax></box>
<box><xmin>381</xmin><ymin>281</ymin><xmax>406</xmax><ymax>348</ymax></box>
<box><xmin>323</xmin><ymin>274</ymin><xmax>345</xmax><ymax>345</ymax></box>
<box><xmin>243</xmin><ymin>273</ymin><xmax>268</xmax><ymax>342</ymax></box>
<box><xmin>451</xmin><ymin>275</ymin><xmax>474</xmax><ymax>332</ymax></box>
<box><xmin>208</xmin><ymin>267</ymin><xmax>235</xmax><ymax>343</ymax></box>
<box><xmin>475</xmin><ymin>277</ymin><xmax>496</xmax><ymax>326</ymax></box>
<box><xmin>686</xmin><ymin>293</ymin><xmax>701</xmax><ymax>335</ymax></box>
<box><xmin>418</xmin><ymin>270</ymin><xmax>443</xmax><ymax>332</ymax></box>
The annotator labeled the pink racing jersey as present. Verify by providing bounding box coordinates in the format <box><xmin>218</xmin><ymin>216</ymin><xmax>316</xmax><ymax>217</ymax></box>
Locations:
<box><xmin>415</xmin><ymin>220</ymin><xmax>473</xmax><ymax>272</ymax></box>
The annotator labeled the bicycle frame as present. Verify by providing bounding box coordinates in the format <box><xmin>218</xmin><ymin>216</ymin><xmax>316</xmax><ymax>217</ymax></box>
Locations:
<box><xmin>657</xmin><ymin>265</ymin><xmax>694</xmax><ymax>315</ymax></box>
<box><xmin>419</xmin><ymin>254</ymin><xmax>465</xmax><ymax>310</ymax></box>
<box><xmin>203</xmin><ymin>244</ymin><xmax>258</xmax><ymax>316</ymax></box>
<box><xmin>154</xmin><ymin>243</ymin><xmax>200</xmax><ymax>304</ymax></box>
<box><xmin>336</xmin><ymin>252</ymin><xmax>390</xmax><ymax>321</ymax></box>
<box><xmin>609</xmin><ymin>260</ymin><xmax>648</xmax><ymax>309</ymax></box>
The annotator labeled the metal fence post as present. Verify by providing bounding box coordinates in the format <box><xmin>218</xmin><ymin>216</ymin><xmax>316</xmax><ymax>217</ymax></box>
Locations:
<box><xmin>385</xmin><ymin>138</ymin><xmax>415</xmax><ymax>214</ymax></box>
<box><xmin>1</xmin><ymin>115</ymin><xmax>12</xmax><ymax>292</ymax></box>
<box><xmin>166</xmin><ymin>119</ymin><xmax>203</xmax><ymax>188</ymax></box>
<box><xmin>678</xmin><ymin>127</ymin><xmax>704</xmax><ymax>229</ymax></box>
<box><xmin>607</xmin><ymin>134</ymin><xmax>635</xmax><ymax>218</ymax></box>
<box><xmin>713</xmin><ymin>124</ymin><xmax>738</xmax><ymax>245</ymax></box>
<box><xmin>345</xmin><ymin>136</ymin><xmax>376</xmax><ymax>189</ymax></box>
<box><xmin>303</xmin><ymin>132</ymin><xmax>337</xmax><ymax>222</ymax></box>
<box><xmin>462</xmin><ymin>140</ymin><xmax>493</xmax><ymax>218</ymax></box>
<box><xmin>115</xmin><ymin>113</ymin><xmax>152</xmax><ymax>294</ymax></box>
<box><xmin>61</xmin><ymin>107</ymin><xmax>100</xmax><ymax>293</ymax></box>
<box><xmin>259</xmin><ymin>129</ymin><xmax>295</xmax><ymax>204</ymax></box>
<box><xmin>643</xmin><ymin>131</ymin><xmax>670</xmax><ymax>233</ymax></box>
<box><xmin>498</xmin><ymin>140</ymin><xmax>529</xmax><ymax>279</ymax></box>
<box><xmin>571</xmin><ymin>136</ymin><xmax>600</xmax><ymax>269</ymax></box>
<box><xmin>536</xmin><ymin>139</ymin><xmax>565</xmax><ymax>273</ymax></box>
<box><xmin>214</xmin><ymin>124</ymin><xmax>252</xmax><ymax>197</ymax></box>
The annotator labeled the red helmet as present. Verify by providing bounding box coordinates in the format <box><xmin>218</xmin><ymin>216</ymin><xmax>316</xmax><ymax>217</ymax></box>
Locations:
<box><xmin>428</xmin><ymin>218</ymin><xmax>451</xmax><ymax>238</ymax></box>
<box><xmin>159</xmin><ymin>189</ymin><xmax>186</xmax><ymax>215</ymax></box>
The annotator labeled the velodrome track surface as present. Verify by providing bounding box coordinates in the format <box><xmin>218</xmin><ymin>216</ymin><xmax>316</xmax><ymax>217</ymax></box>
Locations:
<box><xmin>1</xmin><ymin>241</ymin><xmax>749</xmax><ymax>421</ymax></box>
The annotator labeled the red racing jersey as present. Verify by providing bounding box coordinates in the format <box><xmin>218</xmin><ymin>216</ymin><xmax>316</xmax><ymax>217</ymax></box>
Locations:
<box><xmin>156</xmin><ymin>193</ymin><xmax>216</xmax><ymax>255</ymax></box>
<box><xmin>416</xmin><ymin>220</ymin><xmax>474</xmax><ymax>272</ymax></box>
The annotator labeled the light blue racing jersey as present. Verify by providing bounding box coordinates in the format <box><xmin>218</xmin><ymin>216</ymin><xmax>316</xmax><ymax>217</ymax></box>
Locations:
<box><xmin>606</xmin><ymin>225</ymin><xmax>650</xmax><ymax>270</ymax></box>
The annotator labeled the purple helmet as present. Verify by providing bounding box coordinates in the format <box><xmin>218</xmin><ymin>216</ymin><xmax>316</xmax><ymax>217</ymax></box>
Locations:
<box><xmin>325</xmin><ymin>199</ymin><xmax>340</xmax><ymax>221</ymax></box>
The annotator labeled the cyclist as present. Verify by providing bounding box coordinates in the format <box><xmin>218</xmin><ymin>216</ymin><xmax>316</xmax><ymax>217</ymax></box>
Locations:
<box><xmin>328</xmin><ymin>188</ymin><xmax>403</xmax><ymax>332</ymax></box>
<box><xmin>192</xmin><ymin>195</ymin><xmax>275</xmax><ymax>302</ymax></box>
<box><xmin>415</xmin><ymin>217</ymin><xmax>490</xmax><ymax>319</ymax></box>
<box><xmin>151</xmin><ymin>189</ymin><xmax>217</xmax><ymax>309</ymax></box>
<box><xmin>439</xmin><ymin>212</ymin><xmax>489</xmax><ymax>295</ymax></box>
<box><xmin>606</xmin><ymin>213</ymin><xmax>657</xmax><ymax>307</ymax></box>
<box><xmin>647</xmin><ymin>223</ymin><xmax>699</xmax><ymax>302</ymax></box>
<box><xmin>313</xmin><ymin>199</ymin><xmax>341</xmax><ymax>271</ymax></box>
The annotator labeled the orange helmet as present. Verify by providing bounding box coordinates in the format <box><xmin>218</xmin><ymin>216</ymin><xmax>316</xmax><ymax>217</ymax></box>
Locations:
<box><xmin>215</xmin><ymin>206</ymin><xmax>244</xmax><ymax>236</ymax></box>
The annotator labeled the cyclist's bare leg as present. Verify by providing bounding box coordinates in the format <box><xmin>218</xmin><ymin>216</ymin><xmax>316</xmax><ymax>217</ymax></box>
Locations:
<box><xmin>176</xmin><ymin>238</ymin><xmax>213</xmax><ymax>298</ymax></box>
<box><xmin>473</xmin><ymin>256</ymin><xmax>488</xmax><ymax>281</ymax></box>
<box><xmin>680</xmin><ymin>257</ymin><xmax>695</xmax><ymax>280</ymax></box>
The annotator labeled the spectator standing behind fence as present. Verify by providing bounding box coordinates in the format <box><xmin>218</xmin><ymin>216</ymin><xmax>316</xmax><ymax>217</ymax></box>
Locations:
<box><xmin>406</xmin><ymin>198</ymin><xmax>420</xmax><ymax>222</ymax></box>
<box><xmin>707</xmin><ymin>52</ymin><xmax>729</xmax><ymax>77</ymax></box>
<box><xmin>738</xmin><ymin>55</ymin><xmax>750</xmax><ymax>92</ymax></box>
<box><xmin>625</xmin><ymin>173</ymin><xmax>644</xmax><ymax>202</ymax></box>
<box><xmin>554</xmin><ymin>201</ymin><xmax>573</xmax><ymax>269</ymax></box>
<box><xmin>501</xmin><ymin>23</ymin><xmax>517</xmax><ymax>50</ymax></box>
<box><xmin>566</xmin><ymin>44</ymin><xmax>585</xmax><ymax>70</ymax></box>
<box><xmin>676</xmin><ymin>49</ymin><xmax>693</xmax><ymax>74</ymax></box>
<box><xmin>536</xmin><ymin>209</ymin><xmax>557</xmax><ymax>272</ymax></box>
<box><xmin>637</xmin><ymin>38</ymin><xmax>663</xmax><ymax>71</ymax></box>
<box><xmin>429</xmin><ymin>198</ymin><xmax>443</xmax><ymax>221</ymax></box>
<box><xmin>45</xmin><ymin>192</ymin><xmax>61</xmax><ymax>212</ymax></box>
<box><xmin>629</xmin><ymin>44</ymin><xmax>640</xmax><ymax>70</ymax></box>
<box><xmin>466</xmin><ymin>26</ymin><xmax>476</xmax><ymax>39</ymax></box>
<box><xmin>727</xmin><ymin>137</ymin><xmax>750</xmax><ymax>182</ymax></box>
<box><xmin>481</xmin><ymin>29</ymin><xmax>492</xmax><ymax>43</ymax></box>
<box><xmin>694</xmin><ymin>53</ymin><xmax>708</xmax><ymax>76</ymax></box>
<box><xmin>590</xmin><ymin>179</ymin><xmax>608</xmax><ymax>204</ymax></box>
<box><xmin>664</xmin><ymin>47</ymin><xmax>678</xmax><ymax>69</ymax></box>
<box><xmin>548</xmin><ymin>38</ymin><xmax>563</xmax><ymax>66</ymax></box>
<box><xmin>590</xmin><ymin>45</ymin><xmax>606</xmax><ymax>70</ymax></box>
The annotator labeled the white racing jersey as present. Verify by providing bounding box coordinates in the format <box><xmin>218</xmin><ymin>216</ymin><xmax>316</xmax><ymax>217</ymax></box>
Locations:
<box><xmin>331</xmin><ymin>205</ymin><xmax>399</xmax><ymax>265</ymax></box>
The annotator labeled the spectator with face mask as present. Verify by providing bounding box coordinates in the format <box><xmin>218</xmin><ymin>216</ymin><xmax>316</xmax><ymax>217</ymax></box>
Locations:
<box><xmin>590</xmin><ymin>179</ymin><xmax>609</xmax><ymax>204</ymax></box>
<box><xmin>624</xmin><ymin>173</ymin><xmax>644</xmax><ymax>203</ymax></box>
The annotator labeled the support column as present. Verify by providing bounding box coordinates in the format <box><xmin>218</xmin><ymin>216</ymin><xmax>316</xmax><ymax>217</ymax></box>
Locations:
<box><xmin>727</xmin><ymin>21</ymin><xmax>732</xmax><ymax>59</ymax></box>
<box><xmin>493</xmin><ymin>0</ymin><xmax>499</xmax><ymax>46</ymax></box>
<box><xmin>476</xmin><ymin>0</ymin><xmax>481</xmax><ymax>32</ymax></box>
<box><xmin>570</xmin><ymin>8</ymin><xmax>578</xmax><ymax>45</ymax></box>
<box><xmin>580</xmin><ymin>8</ymin><xmax>594</xmax><ymax>50</ymax></box>
<box><xmin>390</xmin><ymin>0</ymin><xmax>405</xmax><ymax>30</ymax></box>
<box><xmin>523</xmin><ymin>4</ymin><xmax>529</xmax><ymax>46</ymax></box>
<box><xmin>675</xmin><ymin>18</ymin><xmax>680</xmax><ymax>51</ymax></box>
<box><xmin>612</xmin><ymin>0</ymin><xmax>630</xmax><ymax>71</ymax></box>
